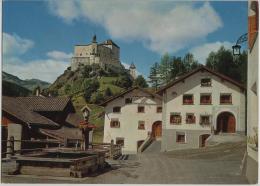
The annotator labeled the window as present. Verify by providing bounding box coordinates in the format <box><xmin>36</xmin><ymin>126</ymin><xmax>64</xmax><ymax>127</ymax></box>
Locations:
<box><xmin>220</xmin><ymin>94</ymin><xmax>232</xmax><ymax>104</ymax></box>
<box><xmin>138</xmin><ymin>121</ymin><xmax>145</xmax><ymax>130</ymax></box>
<box><xmin>116</xmin><ymin>138</ymin><xmax>124</xmax><ymax>147</ymax></box>
<box><xmin>200</xmin><ymin>115</ymin><xmax>211</xmax><ymax>125</ymax></box>
<box><xmin>113</xmin><ymin>106</ymin><xmax>121</xmax><ymax>113</ymax></box>
<box><xmin>176</xmin><ymin>132</ymin><xmax>186</xmax><ymax>143</ymax></box>
<box><xmin>110</xmin><ymin>119</ymin><xmax>120</xmax><ymax>128</ymax></box>
<box><xmin>125</xmin><ymin>98</ymin><xmax>132</xmax><ymax>104</ymax></box>
<box><xmin>186</xmin><ymin>113</ymin><xmax>196</xmax><ymax>124</ymax></box>
<box><xmin>200</xmin><ymin>94</ymin><xmax>212</xmax><ymax>104</ymax></box>
<box><xmin>157</xmin><ymin>106</ymin><xmax>162</xmax><ymax>113</ymax></box>
<box><xmin>170</xmin><ymin>113</ymin><xmax>182</xmax><ymax>124</ymax></box>
<box><xmin>138</xmin><ymin>106</ymin><xmax>145</xmax><ymax>113</ymax></box>
<box><xmin>183</xmin><ymin>94</ymin><xmax>194</xmax><ymax>104</ymax></box>
<box><xmin>201</xmin><ymin>78</ymin><xmax>211</xmax><ymax>87</ymax></box>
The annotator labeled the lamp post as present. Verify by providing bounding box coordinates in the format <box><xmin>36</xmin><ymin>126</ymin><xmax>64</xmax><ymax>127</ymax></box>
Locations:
<box><xmin>232</xmin><ymin>33</ymin><xmax>248</xmax><ymax>55</ymax></box>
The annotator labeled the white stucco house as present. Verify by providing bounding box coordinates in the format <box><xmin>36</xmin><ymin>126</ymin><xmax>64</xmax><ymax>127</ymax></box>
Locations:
<box><xmin>157</xmin><ymin>66</ymin><xmax>246</xmax><ymax>151</ymax></box>
<box><xmin>101</xmin><ymin>87</ymin><xmax>162</xmax><ymax>154</ymax></box>
<box><xmin>245</xmin><ymin>0</ymin><xmax>258</xmax><ymax>184</ymax></box>
<box><xmin>101</xmin><ymin>66</ymin><xmax>246</xmax><ymax>154</ymax></box>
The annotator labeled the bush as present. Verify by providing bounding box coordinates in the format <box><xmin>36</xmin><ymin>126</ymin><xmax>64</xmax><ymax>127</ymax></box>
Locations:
<box><xmin>91</xmin><ymin>92</ymin><xmax>105</xmax><ymax>104</ymax></box>
<box><xmin>82</xmin><ymin>79</ymin><xmax>100</xmax><ymax>102</ymax></box>
<box><xmin>105</xmin><ymin>87</ymin><xmax>113</xmax><ymax>97</ymax></box>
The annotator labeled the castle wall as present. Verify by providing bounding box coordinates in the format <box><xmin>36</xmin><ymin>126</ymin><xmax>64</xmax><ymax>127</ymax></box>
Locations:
<box><xmin>71</xmin><ymin>41</ymin><xmax>120</xmax><ymax>71</ymax></box>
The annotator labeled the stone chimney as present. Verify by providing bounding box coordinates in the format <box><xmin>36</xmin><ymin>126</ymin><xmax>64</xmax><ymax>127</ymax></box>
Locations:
<box><xmin>35</xmin><ymin>86</ymin><xmax>41</xmax><ymax>96</ymax></box>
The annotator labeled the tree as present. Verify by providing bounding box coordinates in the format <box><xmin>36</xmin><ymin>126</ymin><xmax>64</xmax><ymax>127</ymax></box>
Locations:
<box><xmin>148</xmin><ymin>62</ymin><xmax>161</xmax><ymax>89</ymax></box>
<box><xmin>206</xmin><ymin>46</ymin><xmax>247</xmax><ymax>84</ymax></box>
<box><xmin>104</xmin><ymin>87</ymin><xmax>113</xmax><ymax>97</ymax></box>
<box><xmin>91</xmin><ymin>92</ymin><xmax>105</xmax><ymax>104</ymax></box>
<box><xmin>64</xmin><ymin>84</ymin><xmax>71</xmax><ymax>94</ymax></box>
<box><xmin>149</xmin><ymin>52</ymin><xmax>200</xmax><ymax>88</ymax></box>
<box><xmin>133</xmin><ymin>75</ymin><xmax>148</xmax><ymax>88</ymax></box>
<box><xmin>115</xmin><ymin>74</ymin><xmax>133</xmax><ymax>89</ymax></box>
<box><xmin>159</xmin><ymin>53</ymin><xmax>172</xmax><ymax>84</ymax></box>
<box><xmin>83</xmin><ymin>79</ymin><xmax>100</xmax><ymax>102</ymax></box>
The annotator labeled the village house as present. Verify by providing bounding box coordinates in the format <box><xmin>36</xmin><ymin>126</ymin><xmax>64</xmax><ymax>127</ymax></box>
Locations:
<box><xmin>102</xmin><ymin>66</ymin><xmax>246</xmax><ymax>153</ymax></box>
<box><xmin>1</xmin><ymin>96</ymin><xmax>89</xmax><ymax>156</ymax></box>
<box><xmin>157</xmin><ymin>66</ymin><xmax>246</xmax><ymax>151</ymax></box>
<box><xmin>101</xmin><ymin>87</ymin><xmax>162</xmax><ymax>154</ymax></box>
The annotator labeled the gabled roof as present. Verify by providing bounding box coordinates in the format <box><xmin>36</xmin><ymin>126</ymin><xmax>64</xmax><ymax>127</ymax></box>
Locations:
<box><xmin>2</xmin><ymin>96</ymin><xmax>59</xmax><ymax>128</ymax></box>
<box><xmin>156</xmin><ymin>66</ymin><xmax>246</xmax><ymax>94</ymax></box>
<box><xmin>100</xmin><ymin>86</ymin><xmax>162</xmax><ymax>106</ymax></box>
<box><xmin>15</xmin><ymin>96</ymin><xmax>71</xmax><ymax>112</ymax></box>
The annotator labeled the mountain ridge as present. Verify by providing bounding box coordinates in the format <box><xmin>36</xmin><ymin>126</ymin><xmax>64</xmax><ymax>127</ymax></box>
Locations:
<box><xmin>2</xmin><ymin>71</ymin><xmax>50</xmax><ymax>91</ymax></box>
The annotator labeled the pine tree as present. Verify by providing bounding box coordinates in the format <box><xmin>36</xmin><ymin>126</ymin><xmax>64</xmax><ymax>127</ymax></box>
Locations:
<box><xmin>148</xmin><ymin>62</ymin><xmax>161</xmax><ymax>90</ymax></box>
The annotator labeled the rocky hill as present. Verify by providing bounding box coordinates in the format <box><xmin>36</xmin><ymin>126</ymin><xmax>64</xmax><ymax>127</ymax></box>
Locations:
<box><xmin>3</xmin><ymin>71</ymin><xmax>50</xmax><ymax>91</ymax></box>
<box><xmin>48</xmin><ymin>64</ymin><xmax>133</xmax><ymax>103</ymax></box>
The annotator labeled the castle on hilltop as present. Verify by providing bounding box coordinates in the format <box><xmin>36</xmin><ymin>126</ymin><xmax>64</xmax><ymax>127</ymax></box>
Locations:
<box><xmin>71</xmin><ymin>35</ymin><xmax>121</xmax><ymax>71</ymax></box>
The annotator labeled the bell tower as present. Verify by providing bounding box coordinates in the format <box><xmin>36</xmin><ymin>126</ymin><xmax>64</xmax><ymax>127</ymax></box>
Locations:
<box><xmin>129</xmin><ymin>63</ymin><xmax>137</xmax><ymax>79</ymax></box>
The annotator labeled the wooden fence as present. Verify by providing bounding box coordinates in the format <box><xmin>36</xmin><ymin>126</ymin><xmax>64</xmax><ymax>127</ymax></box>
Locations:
<box><xmin>2</xmin><ymin>137</ymin><xmax>121</xmax><ymax>159</ymax></box>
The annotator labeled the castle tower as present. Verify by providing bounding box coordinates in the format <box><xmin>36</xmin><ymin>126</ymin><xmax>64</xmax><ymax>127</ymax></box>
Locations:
<box><xmin>90</xmin><ymin>35</ymin><xmax>99</xmax><ymax>64</ymax></box>
<box><xmin>129</xmin><ymin>63</ymin><xmax>137</xmax><ymax>79</ymax></box>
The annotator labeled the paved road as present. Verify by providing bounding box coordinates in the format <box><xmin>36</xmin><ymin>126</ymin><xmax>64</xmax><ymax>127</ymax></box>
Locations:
<box><xmin>2</xmin><ymin>142</ymin><xmax>248</xmax><ymax>184</ymax></box>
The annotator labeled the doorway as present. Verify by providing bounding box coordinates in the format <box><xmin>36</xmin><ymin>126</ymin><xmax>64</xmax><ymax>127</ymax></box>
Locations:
<box><xmin>152</xmin><ymin>121</ymin><xmax>162</xmax><ymax>139</ymax></box>
<box><xmin>217</xmin><ymin>112</ymin><xmax>236</xmax><ymax>133</ymax></box>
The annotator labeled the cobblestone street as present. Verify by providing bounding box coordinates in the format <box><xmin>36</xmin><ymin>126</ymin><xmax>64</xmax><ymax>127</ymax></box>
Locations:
<box><xmin>2</xmin><ymin>141</ymin><xmax>248</xmax><ymax>184</ymax></box>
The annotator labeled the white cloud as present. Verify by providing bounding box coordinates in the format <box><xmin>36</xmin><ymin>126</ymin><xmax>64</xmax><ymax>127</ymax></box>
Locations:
<box><xmin>3</xmin><ymin>32</ymin><xmax>34</xmax><ymax>56</ymax></box>
<box><xmin>3</xmin><ymin>58</ymin><xmax>69</xmax><ymax>83</ymax></box>
<box><xmin>47</xmin><ymin>50</ymin><xmax>73</xmax><ymax>60</ymax></box>
<box><xmin>47</xmin><ymin>0</ymin><xmax>80</xmax><ymax>23</ymax></box>
<box><xmin>46</xmin><ymin>1</ymin><xmax>222</xmax><ymax>54</ymax></box>
<box><xmin>3</xmin><ymin>32</ymin><xmax>71</xmax><ymax>83</ymax></box>
<box><xmin>190</xmin><ymin>41</ymin><xmax>233</xmax><ymax>64</ymax></box>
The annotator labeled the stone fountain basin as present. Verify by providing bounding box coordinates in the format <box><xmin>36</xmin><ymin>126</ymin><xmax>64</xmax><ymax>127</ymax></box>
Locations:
<box><xmin>12</xmin><ymin>149</ymin><xmax>106</xmax><ymax>178</ymax></box>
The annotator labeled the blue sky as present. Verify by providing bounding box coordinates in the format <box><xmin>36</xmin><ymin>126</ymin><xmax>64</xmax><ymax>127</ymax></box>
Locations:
<box><xmin>3</xmin><ymin>0</ymin><xmax>247</xmax><ymax>83</ymax></box>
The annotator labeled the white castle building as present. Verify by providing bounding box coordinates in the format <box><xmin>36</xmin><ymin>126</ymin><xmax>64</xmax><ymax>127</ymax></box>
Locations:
<box><xmin>71</xmin><ymin>35</ymin><xmax>121</xmax><ymax>71</ymax></box>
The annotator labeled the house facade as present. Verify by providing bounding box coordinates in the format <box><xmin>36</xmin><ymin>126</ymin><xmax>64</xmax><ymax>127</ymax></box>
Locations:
<box><xmin>101</xmin><ymin>87</ymin><xmax>162</xmax><ymax>154</ymax></box>
<box><xmin>245</xmin><ymin>0</ymin><xmax>258</xmax><ymax>184</ymax></box>
<box><xmin>157</xmin><ymin>67</ymin><xmax>246</xmax><ymax>151</ymax></box>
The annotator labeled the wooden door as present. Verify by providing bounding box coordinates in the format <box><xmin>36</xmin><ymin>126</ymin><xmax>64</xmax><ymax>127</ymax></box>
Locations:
<box><xmin>152</xmin><ymin>122</ymin><xmax>162</xmax><ymax>138</ymax></box>
<box><xmin>227</xmin><ymin>115</ymin><xmax>236</xmax><ymax>133</ymax></box>
<box><xmin>155</xmin><ymin>124</ymin><xmax>162</xmax><ymax>137</ymax></box>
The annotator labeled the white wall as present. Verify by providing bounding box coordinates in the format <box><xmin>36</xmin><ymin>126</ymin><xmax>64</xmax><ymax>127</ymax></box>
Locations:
<box><xmin>247</xmin><ymin>32</ymin><xmax>258</xmax><ymax>162</ymax></box>
<box><xmin>103</xmin><ymin>89</ymin><xmax>162</xmax><ymax>154</ymax></box>
<box><xmin>164</xmin><ymin>71</ymin><xmax>245</xmax><ymax>132</ymax></box>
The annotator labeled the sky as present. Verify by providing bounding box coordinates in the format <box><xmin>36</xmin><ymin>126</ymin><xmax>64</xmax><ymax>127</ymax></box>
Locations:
<box><xmin>2</xmin><ymin>0</ymin><xmax>248</xmax><ymax>83</ymax></box>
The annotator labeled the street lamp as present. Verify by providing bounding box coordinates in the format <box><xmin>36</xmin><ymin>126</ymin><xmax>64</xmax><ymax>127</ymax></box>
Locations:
<box><xmin>232</xmin><ymin>33</ymin><xmax>248</xmax><ymax>56</ymax></box>
<box><xmin>232</xmin><ymin>44</ymin><xmax>241</xmax><ymax>55</ymax></box>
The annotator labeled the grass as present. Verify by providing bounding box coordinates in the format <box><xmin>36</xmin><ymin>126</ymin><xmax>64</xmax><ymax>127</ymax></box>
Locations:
<box><xmin>98</xmin><ymin>76</ymin><xmax>124</xmax><ymax>94</ymax></box>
